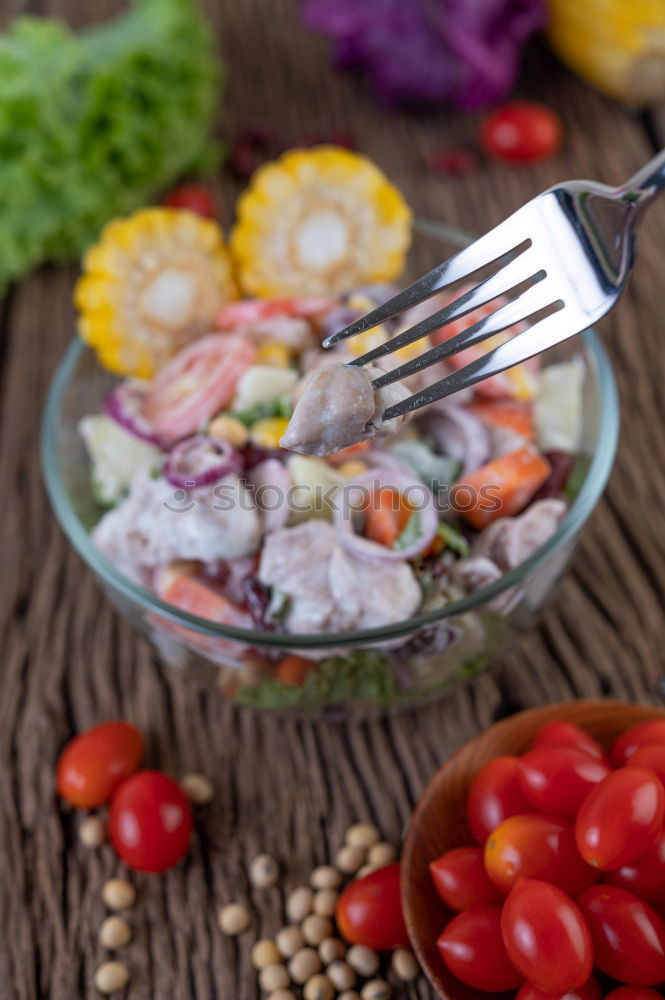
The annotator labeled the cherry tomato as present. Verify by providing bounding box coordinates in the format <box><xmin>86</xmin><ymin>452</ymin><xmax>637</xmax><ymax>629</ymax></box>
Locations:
<box><xmin>605</xmin><ymin>990</ymin><xmax>665</xmax><ymax>1000</ymax></box>
<box><xmin>501</xmin><ymin>878</ymin><xmax>593</xmax><ymax>994</ymax></box>
<box><xmin>430</xmin><ymin>846</ymin><xmax>504</xmax><ymax>912</ymax></box>
<box><xmin>517</xmin><ymin>747</ymin><xmax>610</xmax><ymax>817</ymax></box>
<box><xmin>336</xmin><ymin>863</ymin><xmax>408</xmax><ymax>950</ymax></box>
<box><xmin>484</xmin><ymin>814</ymin><xmax>598</xmax><ymax>896</ymax></box>
<box><xmin>109</xmin><ymin>770</ymin><xmax>192</xmax><ymax>873</ymax></box>
<box><xmin>56</xmin><ymin>721</ymin><xmax>143</xmax><ymax>808</ymax></box>
<box><xmin>480</xmin><ymin>102</ymin><xmax>562</xmax><ymax>164</ymax></box>
<box><xmin>466</xmin><ymin>756</ymin><xmax>533</xmax><ymax>845</ymax></box>
<box><xmin>611</xmin><ymin>720</ymin><xmax>665</xmax><ymax>766</ymax></box>
<box><xmin>575</xmin><ymin>767</ymin><xmax>664</xmax><ymax>870</ymax></box>
<box><xmin>516</xmin><ymin>978</ymin><xmax>601</xmax><ymax>1000</ymax></box>
<box><xmin>604</xmin><ymin>827</ymin><xmax>665</xmax><ymax>902</ymax></box>
<box><xmin>577</xmin><ymin>885</ymin><xmax>665</xmax><ymax>986</ymax></box>
<box><xmin>437</xmin><ymin>906</ymin><xmax>522</xmax><ymax>992</ymax></box>
<box><xmin>531</xmin><ymin>720</ymin><xmax>608</xmax><ymax>763</ymax></box>
<box><xmin>144</xmin><ymin>333</ymin><xmax>256</xmax><ymax>444</ymax></box>
<box><xmin>627</xmin><ymin>744</ymin><xmax>665</xmax><ymax>788</ymax></box>
<box><xmin>162</xmin><ymin>183</ymin><xmax>216</xmax><ymax>219</ymax></box>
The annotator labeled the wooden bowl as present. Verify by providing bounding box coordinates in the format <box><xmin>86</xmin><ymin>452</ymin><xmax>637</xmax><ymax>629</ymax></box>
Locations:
<box><xmin>401</xmin><ymin>699</ymin><xmax>665</xmax><ymax>1000</ymax></box>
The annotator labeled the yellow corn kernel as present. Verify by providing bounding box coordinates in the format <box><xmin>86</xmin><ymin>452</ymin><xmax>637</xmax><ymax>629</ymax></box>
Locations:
<box><xmin>257</xmin><ymin>341</ymin><xmax>292</xmax><ymax>367</ymax></box>
<box><xmin>337</xmin><ymin>460</ymin><xmax>369</xmax><ymax>478</ymax></box>
<box><xmin>208</xmin><ymin>414</ymin><xmax>249</xmax><ymax>448</ymax></box>
<box><xmin>230</xmin><ymin>146</ymin><xmax>412</xmax><ymax>297</ymax></box>
<box><xmin>250</xmin><ymin>417</ymin><xmax>291</xmax><ymax>449</ymax></box>
<box><xmin>346</xmin><ymin>325</ymin><xmax>389</xmax><ymax>358</ymax></box>
<box><xmin>505</xmin><ymin>365</ymin><xmax>538</xmax><ymax>402</ymax></box>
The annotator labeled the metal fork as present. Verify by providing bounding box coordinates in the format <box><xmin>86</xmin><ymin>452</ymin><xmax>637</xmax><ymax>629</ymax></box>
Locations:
<box><xmin>324</xmin><ymin>149</ymin><xmax>665</xmax><ymax>421</ymax></box>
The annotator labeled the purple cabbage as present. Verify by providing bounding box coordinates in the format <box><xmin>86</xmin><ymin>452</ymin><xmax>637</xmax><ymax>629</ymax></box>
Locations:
<box><xmin>301</xmin><ymin>0</ymin><xmax>548</xmax><ymax>110</ymax></box>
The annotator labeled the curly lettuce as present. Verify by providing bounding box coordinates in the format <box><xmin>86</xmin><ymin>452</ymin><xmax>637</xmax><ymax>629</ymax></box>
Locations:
<box><xmin>0</xmin><ymin>0</ymin><xmax>221</xmax><ymax>289</ymax></box>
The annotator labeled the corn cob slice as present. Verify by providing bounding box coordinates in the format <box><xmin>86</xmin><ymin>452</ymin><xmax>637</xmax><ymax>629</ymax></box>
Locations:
<box><xmin>230</xmin><ymin>146</ymin><xmax>412</xmax><ymax>297</ymax></box>
<box><xmin>75</xmin><ymin>208</ymin><xmax>236</xmax><ymax>378</ymax></box>
<box><xmin>547</xmin><ymin>0</ymin><xmax>665</xmax><ymax>104</ymax></box>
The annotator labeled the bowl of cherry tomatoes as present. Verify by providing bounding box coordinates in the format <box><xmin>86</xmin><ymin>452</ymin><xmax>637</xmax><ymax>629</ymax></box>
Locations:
<box><xmin>401</xmin><ymin>700</ymin><xmax>665</xmax><ymax>1000</ymax></box>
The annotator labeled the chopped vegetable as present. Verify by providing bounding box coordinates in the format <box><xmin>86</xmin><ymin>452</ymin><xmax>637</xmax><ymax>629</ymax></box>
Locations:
<box><xmin>389</xmin><ymin>439</ymin><xmax>459</xmax><ymax>488</ymax></box>
<box><xmin>75</xmin><ymin>209</ymin><xmax>237</xmax><ymax>377</ymax></box>
<box><xmin>250</xmin><ymin>416</ymin><xmax>292</xmax><ymax>449</ymax></box>
<box><xmin>468</xmin><ymin>398</ymin><xmax>535</xmax><ymax>439</ymax></box>
<box><xmin>535</xmin><ymin>358</ymin><xmax>584</xmax><ymax>453</ymax></box>
<box><xmin>231</xmin><ymin>146</ymin><xmax>412</xmax><ymax>296</ymax></box>
<box><xmin>276</xmin><ymin>655</ymin><xmax>317</xmax><ymax>686</ymax></box>
<box><xmin>452</xmin><ymin>445</ymin><xmax>551</xmax><ymax>529</ymax></box>
<box><xmin>436</xmin><ymin>521</ymin><xmax>470</xmax><ymax>557</ymax></box>
<box><xmin>79</xmin><ymin>415</ymin><xmax>162</xmax><ymax>504</ymax></box>
<box><xmin>286</xmin><ymin>454</ymin><xmax>347</xmax><ymax>522</ymax></box>
<box><xmin>0</xmin><ymin>0</ymin><xmax>220</xmax><ymax>289</ymax></box>
<box><xmin>364</xmin><ymin>488</ymin><xmax>413</xmax><ymax>548</ymax></box>
<box><xmin>232</xmin><ymin>365</ymin><xmax>299</xmax><ymax>414</ymax></box>
<box><xmin>232</xmin><ymin>394</ymin><xmax>293</xmax><ymax>427</ymax></box>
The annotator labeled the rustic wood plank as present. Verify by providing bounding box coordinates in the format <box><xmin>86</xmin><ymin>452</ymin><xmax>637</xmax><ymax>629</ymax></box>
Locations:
<box><xmin>2</xmin><ymin>1</ymin><xmax>665</xmax><ymax>997</ymax></box>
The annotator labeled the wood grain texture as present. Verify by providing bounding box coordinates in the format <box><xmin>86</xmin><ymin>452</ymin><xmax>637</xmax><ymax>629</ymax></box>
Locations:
<box><xmin>402</xmin><ymin>700</ymin><xmax>665</xmax><ymax>1000</ymax></box>
<box><xmin>1</xmin><ymin>1</ymin><xmax>665</xmax><ymax>996</ymax></box>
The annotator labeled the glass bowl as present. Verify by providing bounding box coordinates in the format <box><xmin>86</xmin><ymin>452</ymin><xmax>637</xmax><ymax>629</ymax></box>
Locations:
<box><xmin>41</xmin><ymin>220</ymin><xmax>619</xmax><ymax>714</ymax></box>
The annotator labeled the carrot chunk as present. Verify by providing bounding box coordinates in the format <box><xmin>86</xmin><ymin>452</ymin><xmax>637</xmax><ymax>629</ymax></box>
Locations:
<box><xmin>452</xmin><ymin>446</ymin><xmax>550</xmax><ymax>529</ymax></box>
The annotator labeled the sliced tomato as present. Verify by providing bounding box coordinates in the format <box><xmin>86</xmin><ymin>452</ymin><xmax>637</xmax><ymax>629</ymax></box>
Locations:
<box><xmin>451</xmin><ymin>445</ymin><xmax>551</xmax><ymax>529</ymax></box>
<box><xmin>429</xmin><ymin>287</ymin><xmax>540</xmax><ymax>400</ymax></box>
<box><xmin>162</xmin><ymin>183</ymin><xmax>217</xmax><ymax>219</ymax></box>
<box><xmin>144</xmin><ymin>333</ymin><xmax>256</xmax><ymax>444</ymax></box>
<box><xmin>216</xmin><ymin>297</ymin><xmax>336</xmax><ymax>329</ymax></box>
<box><xmin>468</xmin><ymin>398</ymin><xmax>535</xmax><ymax>439</ymax></box>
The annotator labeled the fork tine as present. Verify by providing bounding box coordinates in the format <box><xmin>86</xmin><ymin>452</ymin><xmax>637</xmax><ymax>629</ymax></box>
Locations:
<box><xmin>349</xmin><ymin>252</ymin><xmax>544</xmax><ymax>369</ymax></box>
<box><xmin>381</xmin><ymin>304</ymin><xmax>569</xmax><ymax>421</ymax></box>
<box><xmin>371</xmin><ymin>280</ymin><xmax>557</xmax><ymax>390</ymax></box>
<box><xmin>322</xmin><ymin>227</ymin><xmax>532</xmax><ymax>348</ymax></box>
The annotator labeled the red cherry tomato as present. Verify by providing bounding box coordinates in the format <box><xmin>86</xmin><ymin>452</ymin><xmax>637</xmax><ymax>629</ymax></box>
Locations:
<box><xmin>531</xmin><ymin>720</ymin><xmax>608</xmax><ymax>763</ymax></box>
<box><xmin>480</xmin><ymin>102</ymin><xmax>562</xmax><ymax>164</ymax></box>
<box><xmin>109</xmin><ymin>770</ymin><xmax>192</xmax><ymax>873</ymax></box>
<box><xmin>56</xmin><ymin>721</ymin><xmax>143</xmax><ymax>808</ymax></box>
<box><xmin>466</xmin><ymin>756</ymin><xmax>533</xmax><ymax>845</ymax></box>
<box><xmin>611</xmin><ymin>720</ymin><xmax>665</xmax><ymax>766</ymax></box>
<box><xmin>605</xmin><ymin>990</ymin><xmax>665</xmax><ymax>1000</ymax></box>
<box><xmin>162</xmin><ymin>183</ymin><xmax>216</xmax><ymax>219</ymax></box>
<box><xmin>516</xmin><ymin>978</ymin><xmax>601</xmax><ymax>1000</ymax></box>
<box><xmin>575</xmin><ymin>767</ymin><xmax>664</xmax><ymax>870</ymax></box>
<box><xmin>627</xmin><ymin>744</ymin><xmax>665</xmax><ymax>788</ymax></box>
<box><xmin>517</xmin><ymin>747</ymin><xmax>610</xmax><ymax>817</ymax></box>
<box><xmin>577</xmin><ymin>885</ymin><xmax>665</xmax><ymax>986</ymax></box>
<box><xmin>429</xmin><ymin>846</ymin><xmax>504</xmax><ymax>912</ymax></box>
<box><xmin>484</xmin><ymin>814</ymin><xmax>598</xmax><ymax>896</ymax></box>
<box><xmin>604</xmin><ymin>827</ymin><xmax>665</xmax><ymax>902</ymax></box>
<box><xmin>437</xmin><ymin>906</ymin><xmax>522</xmax><ymax>992</ymax></box>
<box><xmin>336</xmin><ymin>863</ymin><xmax>408</xmax><ymax>950</ymax></box>
<box><xmin>500</xmin><ymin>878</ymin><xmax>593</xmax><ymax>995</ymax></box>
<box><xmin>144</xmin><ymin>333</ymin><xmax>256</xmax><ymax>444</ymax></box>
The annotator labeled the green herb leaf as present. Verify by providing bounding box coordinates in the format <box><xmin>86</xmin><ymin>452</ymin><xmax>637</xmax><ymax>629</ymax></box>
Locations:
<box><xmin>436</xmin><ymin>521</ymin><xmax>470</xmax><ymax>556</ymax></box>
<box><xmin>232</xmin><ymin>394</ymin><xmax>293</xmax><ymax>427</ymax></box>
<box><xmin>394</xmin><ymin>511</ymin><xmax>421</xmax><ymax>551</ymax></box>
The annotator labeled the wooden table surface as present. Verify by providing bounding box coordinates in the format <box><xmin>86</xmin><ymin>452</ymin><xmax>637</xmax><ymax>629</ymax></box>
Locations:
<box><xmin>3</xmin><ymin>1</ymin><xmax>665</xmax><ymax>997</ymax></box>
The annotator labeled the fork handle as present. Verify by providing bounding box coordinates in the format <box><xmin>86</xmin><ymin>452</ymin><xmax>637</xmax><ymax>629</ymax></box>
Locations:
<box><xmin>622</xmin><ymin>147</ymin><xmax>665</xmax><ymax>203</ymax></box>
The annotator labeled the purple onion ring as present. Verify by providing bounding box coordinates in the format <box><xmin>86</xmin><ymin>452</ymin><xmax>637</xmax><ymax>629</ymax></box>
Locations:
<box><xmin>165</xmin><ymin>435</ymin><xmax>242</xmax><ymax>489</ymax></box>
<box><xmin>103</xmin><ymin>380</ymin><xmax>164</xmax><ymax>448</ymax></box>
<box><xmin>333</xmin><ymin>468</ymin><xmax>438</xmax><ymax>563</ymax></box>
<box><xmin>425</xmin><ymin>405</ymin><xmax>490</xmax><ymax>476</ymax></box>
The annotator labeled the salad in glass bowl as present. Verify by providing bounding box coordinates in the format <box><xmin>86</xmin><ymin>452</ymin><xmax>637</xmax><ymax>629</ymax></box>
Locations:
<box><xmin>42</xmin><ymin>147</ymin><xmax>619</xmax><ymax>713</ymax></box>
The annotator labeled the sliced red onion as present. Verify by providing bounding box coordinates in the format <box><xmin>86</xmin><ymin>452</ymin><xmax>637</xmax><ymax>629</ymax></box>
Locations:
<box><xmin>165</xmin><ymin>435</ymin><xmax>242</xmax><ymax>489</ymax></box>
<box><xmin>103</xmin><ymin>380</ymin><xmax>164</xmax><ymax>448</ymax></box>
<box><xmin>247</xmin><ymin>458</ymin><xmax>292</xmax><ymax>533</ymax></box>
<box><xmin>424</xmin><ymin>405</ymin><xmax>490</xmax><ymax>476</ymax></box>
<box><xmin>333</xmin><ymin>468</ymin><xmax>437</xmax><ymax>563</ymax></box>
